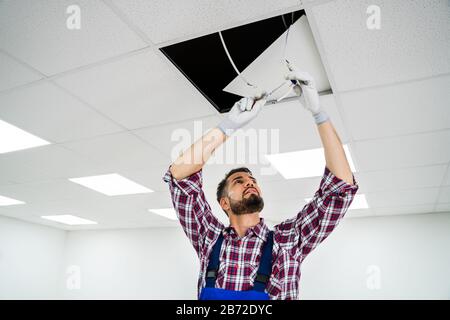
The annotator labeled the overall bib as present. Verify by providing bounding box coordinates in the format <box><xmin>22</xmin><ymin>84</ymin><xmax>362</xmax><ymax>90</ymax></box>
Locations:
<box><xmin>199</xmin><ymin>231</ymin><xmax>274</xmax><ymax>300</ymax></box>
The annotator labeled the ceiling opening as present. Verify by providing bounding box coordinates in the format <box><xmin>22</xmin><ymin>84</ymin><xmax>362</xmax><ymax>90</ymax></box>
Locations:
<box><xmin>160</xmin><ymin>9</ymin><xmax>331</xmax><ymax>113</ymax></box>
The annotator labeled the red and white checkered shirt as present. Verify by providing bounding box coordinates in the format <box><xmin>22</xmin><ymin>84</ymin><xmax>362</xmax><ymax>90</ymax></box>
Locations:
<box><xmin>163</xmin><ymin>166</ymin><xmax>359</xmax><ymax>300</ymax></box>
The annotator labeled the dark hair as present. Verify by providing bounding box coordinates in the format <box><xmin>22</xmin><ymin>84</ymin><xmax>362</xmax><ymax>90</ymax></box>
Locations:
<box><xmin>216</xmin><ymin>167</ymin><xmax>253</xmax><ymax>215</ymax></box>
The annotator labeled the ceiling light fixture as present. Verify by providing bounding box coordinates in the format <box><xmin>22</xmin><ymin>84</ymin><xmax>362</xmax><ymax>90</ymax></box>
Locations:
<box><xmin>0</xmin><ymin>119</ymin><xmax>50</xmax><ymax>154</ymax></box>
<box><xmin>265</xmin><ymin>145</ymin><xmax>356</xmax><ymax>179</ymax></box>
<box><xmin>69</xmin><ymin>173</ymin><xmax>153</xmax><ymax>196</ymax></box>
<box><xmin>41</xmin><ymin>214</ymin><xmax>98</xmax><ymax>225</ymax></box>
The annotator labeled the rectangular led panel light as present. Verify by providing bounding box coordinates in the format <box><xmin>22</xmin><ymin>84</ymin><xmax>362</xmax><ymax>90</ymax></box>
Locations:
<box><xmin>0</xmin><ymin>119</ymin><xmax>50</xmax><ymax>154</ymax></box>
<box><xmin>305</xmin><ymin>194</ymin><xmax>369</xmax><ymax>210</ymax></box>
<box><xmin>41</xmin><ymin>214</ymin><xmax>98</xmax><ymax>225</ymax></box>
<box><xmin>0</xmin><ymin>195</ymin><xmax>25</xmax><ymax>206</ymax></box>
<box><xmin>224</xmin><ymin>15</ymin><xmax>330</xmax><ymax>101</ymax></box>
<box><xmin>265</xmin><ymin>145</ymin><xmax>356</xmax><ymax>179</ymax></box>
<box><xmin>160</xmin><ymin>10</ymin><xmax>328</xmax><ymax>113</ymax></box>
<box><xmin>69</xmin><ymin>173</ymin><xmax>154</xmax><ymax>196</ymax></box>
<box><xmin>148</xmin><ymin>208</ymin><xmax>178</xmax><ymax>221</ymax></box>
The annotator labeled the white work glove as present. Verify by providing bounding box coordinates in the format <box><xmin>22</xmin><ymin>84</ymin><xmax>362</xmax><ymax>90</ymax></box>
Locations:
<box><xmin>285</xmin><ymin>66</ymin><xmax>329</xmax><ymax>125</ymax></box>
<box><xmin>217</xmin><ymin>96</ymin><xmax>266</xmax><ymax>136</ymax></box>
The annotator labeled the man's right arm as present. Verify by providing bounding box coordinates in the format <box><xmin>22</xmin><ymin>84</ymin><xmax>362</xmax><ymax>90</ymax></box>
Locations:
<box><xmin>164</xmin><ymin>96</ymin><xmax>266</xmax><ymax>255</ymax></box>
<box><xmin>170</xmin><ymin>96</ymin><xmax>266</xmax><ymax>180</ymax></box>
<box><xmin>170</xmin><ymin>127</ymin><xmax>227</xmax><ymax>180</ymax></box>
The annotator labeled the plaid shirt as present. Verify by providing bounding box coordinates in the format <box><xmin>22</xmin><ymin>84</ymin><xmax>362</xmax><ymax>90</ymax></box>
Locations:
<box><xmin>163</xmin><ymin>166</ymin><xmax>359</xmax><ymax>300</ymax></box>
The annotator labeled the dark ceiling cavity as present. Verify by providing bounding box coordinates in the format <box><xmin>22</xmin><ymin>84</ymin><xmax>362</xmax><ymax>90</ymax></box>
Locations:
<box><xmin>160</xmin><ymin>10</ymin><xmax>305</xmax><ymax>113</ymax></box>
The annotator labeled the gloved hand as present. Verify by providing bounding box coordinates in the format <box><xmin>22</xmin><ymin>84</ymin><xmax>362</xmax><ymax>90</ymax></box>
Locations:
<box><xmin>285</xmin><ymin>64</ymin><xmax>329</xmax><ymax>125</ymax></box>
<box><xmin>217</xmin><ymin>96</ymin><xmax>266</xmax><ymax>136</ymax></box>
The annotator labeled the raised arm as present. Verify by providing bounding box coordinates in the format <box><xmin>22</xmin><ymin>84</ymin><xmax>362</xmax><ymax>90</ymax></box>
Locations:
<box><xmin>170</xmin><ymin>96</ymin><xmax>266</xmax><ymax>180</ymax></box>
<box><xmin>164</xmin><ymin>96</ymin><xmax>266</xmax><ymax>255</ymax></box>
<box><xmin>276</xmin><ymin>66</ymin><xmax>358</xmax><ymax>261</ymax></box>
<box><xmin>170</xmin><ymin>127</ymin><xmax>227</xmax><ymax>180</ymax></box>
<box><xmin>286</xmin><ymin>64</ymin><xmax>354</xmax><ymax>184</ymax></box>
<box><xmin>317</xmin><ymin>121</ymin><xmax>354</xmax><ymax>185</ymax></box>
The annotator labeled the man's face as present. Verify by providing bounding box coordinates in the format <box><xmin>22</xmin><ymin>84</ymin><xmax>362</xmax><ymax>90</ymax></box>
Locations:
<box><xmin>220</xmin><ymin>171</ymin><xmax>264</xmax><ymax>216</ymax></box>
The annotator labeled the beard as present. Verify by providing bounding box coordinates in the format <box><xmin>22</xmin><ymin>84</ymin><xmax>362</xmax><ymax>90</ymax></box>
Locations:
<box><xmin>229</xmin><ymin>193</ymin><xmax>264</xmax><ymax>215</ymax></box>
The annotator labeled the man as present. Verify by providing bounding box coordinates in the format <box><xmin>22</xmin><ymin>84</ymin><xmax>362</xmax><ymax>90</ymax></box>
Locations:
<box><xmin>163</xmin><ymin>67</ymin><xmax>359</xmax><ymax>300</ymax></box>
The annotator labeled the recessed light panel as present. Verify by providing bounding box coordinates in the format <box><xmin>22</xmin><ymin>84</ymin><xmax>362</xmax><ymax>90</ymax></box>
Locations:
<box><xmin>265</xmin><ymin>145</ymin><xmax>356</xmax><ymax>179</ymax></box>
<box><xmin>0</xmin><ymin>195</ymin><xmax>25</xmax><ymax>206</ymax></box>
<box><xmin>0</xmin><ymin>119</ymin><xmax>50</xmax><ymax>154</ymax></box>
<box><xmin>41</xmin><ymin>214</ymin><xmax>97</xmax><ymax>225</ymax></box>
<box><xmin>69</xmin><ymin>173</ymin><xmax>153</xmax><ymax>196</ymax></box>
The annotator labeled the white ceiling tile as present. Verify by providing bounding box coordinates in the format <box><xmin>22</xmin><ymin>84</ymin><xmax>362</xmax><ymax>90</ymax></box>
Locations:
<box><xmin>221</xmin><ymin>94</ymin><xmax>350</xmax><ymax>155</ymax></box>
<box><xmin>133</xmin><ymin>115</ymin><xmax>220</xmax><ymax>159</ymax></box>
<box><xmin>0</xmin><ymin>51</ymin><xmax>42</xmax><ymax>92</ymax></box>
<box><xmin>256</xmin><ymin>176</ymin><xmax>322</xmax><ymax>203</ymax></box>
<box><xmin>118</xmin><ymin>165</ymin><xmax>173</xmax><ymax>193</ymax></box>
<box><xmin>365</xmin><ymin>187</ymin><xmax>440</xmax><ymax>208</ymax></box>
<box><xmin>344</xmin><ymin>208</ymin><xmax>374</xmax><ymax>219</ymax></box>
<box><xmin>354</xmin><ymin>130</ymin><xmax>450</xmax><ymax>172</ymax></box>
<box><xmin>437</xmin><ymin>186</ymin><xmax>450</xmax><ymax>203</ymax></box>
<box><xmin>0</xmin><ymin>144</ymin><xmax>103</xmax><ymax>183</ymax></box>
<box><xmin>0</xmin><ymin>0</ymin><xmax>146</xmax><ymax>75</ymax></box>
<box><xmin>0</xmin><ymin>187</ymin><xmax>178</xmax><ymax>230</ymax></box>
<box><xmin>310</xmin><ymin>0</ymin><xmax>450</xmax><ymax>91</ymax></box>
<box><xmin>0</xmin><ymin>180</ymin><xmax>17</xmax><ymax>186</ymax></box>
<box><xmin>110</xmin><ymin>0</ymin><xmax>302</xmax><ymax>44</ymax></box>
<box><xmin>262</xmin><ymin>198</ymin><xmax>311</xmax><ymax>220</ymax></box>
<box><xmin>373</xmin><ymin>204</ymin><xmax>436</xmax><ymax>217</ymax></box>
<box><xmin>435</xmin><ymin>203</ymin><xmax>450</xmax><ymax>213</ymax></box>
<box><xmin>62</xmin><ymin>131</ymin><xmax>170</xmax><ymax>172</ymax></box>
<box><xmin>0</xmin><ymin>179</ymin><xmax>104</xmax><ymax>204</ymax></box>
<box><xmin>341</xmin><ymin>76</ymin><xmax>450</xmax><ymax>140</ymax></box>
<box><xmin>443</xmin><ymin>165</ymin><xmax>450</xmax><ymax>186</ymax></box>
<box><xmin>354</xmin><ymin>165</ymin><xmax>448</xmax><ymax>193</ymax></box>
<box><xmin>0</xmin><ymin>81</ymin><xmax>124</xmax><ymax>143</ymax></box>
<box><xmin>55</xmin><ymin>51</ymin><xmax>216</xmax><ymax>129</ymax></box>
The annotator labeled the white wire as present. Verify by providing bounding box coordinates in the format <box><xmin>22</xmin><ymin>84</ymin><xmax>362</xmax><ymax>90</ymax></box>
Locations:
<box><xmin>217</xmin><ymin>15</ymin><xmax>296</xmax><ymax>101</ymax></box>
<box><xmin>218</xmin><ymin>31</ymin><xmax>256</xmax><ymax>88</ymax></box>
<box><xmin>276</xmin><ymin>84</ymin><xmax>295</xmax><ymax>102</ymax></box>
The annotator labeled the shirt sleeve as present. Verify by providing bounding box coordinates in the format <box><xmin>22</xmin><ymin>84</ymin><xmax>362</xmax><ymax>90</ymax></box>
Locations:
<box><xmin>274</xmin><ymin>166</ymin><xmax>359</xmax><ymax>262</ymax></box>
<box><xmin>163</xmin><ymin>166</ymin><xmax>224</xmax><ymax>258</ymax></box>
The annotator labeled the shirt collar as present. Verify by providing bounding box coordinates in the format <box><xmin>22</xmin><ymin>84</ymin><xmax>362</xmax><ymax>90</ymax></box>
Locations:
<box><xmin>223</xmin><ymin>217</ymin><xmax>270</xmax><ymax>242</ymax></box>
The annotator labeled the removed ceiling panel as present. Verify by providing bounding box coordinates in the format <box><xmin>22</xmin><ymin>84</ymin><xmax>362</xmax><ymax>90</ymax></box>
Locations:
<box><xmin>161</xmin><ymin>10</ymin><xmax>331</xmax><ymax>113</ymax></box>
<box><xmin>223</xmin><ymin>15</ymin><xmax>330</xmax><ymax>102</ymax></box>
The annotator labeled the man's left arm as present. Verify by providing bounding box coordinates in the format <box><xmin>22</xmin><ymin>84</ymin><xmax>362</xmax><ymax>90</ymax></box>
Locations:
<box><xmin>286</xmin><ymin>65</ymin><xmax>356</xmax><ymax>184</ymax></box>
<box><xmin>275</xmin><ymin>67</ymin><xmax>359</xmax><ymax>261</ymax></box>
<box><xmin>317</xmin><ymin>120</ymin><xmax>354</xmax><ymax>185</ymax></box>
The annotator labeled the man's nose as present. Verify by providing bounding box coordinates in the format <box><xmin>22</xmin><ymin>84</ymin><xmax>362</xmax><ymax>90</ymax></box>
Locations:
<box><xmin>245</xmin><ymin>180</ymin><xmax>255</xmax><ymax>187</ymax></box>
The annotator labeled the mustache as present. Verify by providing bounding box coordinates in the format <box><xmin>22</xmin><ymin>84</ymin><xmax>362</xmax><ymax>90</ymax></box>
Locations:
<box><xmin>244</xmin><ymin>187</ymin><xmax>258</xmax><ymax>195</ymax></box>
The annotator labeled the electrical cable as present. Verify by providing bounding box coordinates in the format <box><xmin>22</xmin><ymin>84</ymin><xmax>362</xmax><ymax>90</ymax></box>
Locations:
<box><xmin>217</xmin><ymin>12</ymin><xmax>300</xmax><ymax>102</ymax></box>
<box><xmin>218</xmin><ymin>31</ymin><xmax>256</xmax><ymax>88</ymax></box>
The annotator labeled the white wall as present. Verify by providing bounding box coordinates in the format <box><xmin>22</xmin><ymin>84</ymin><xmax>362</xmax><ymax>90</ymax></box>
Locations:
<box><xmin>300</xmin><ymin>212</ymin><xmax>450</xmax><ymax>299</ymax></box>
<box><xmin>61</xmin><ymin>226</ymin><xmax>199</xmax><ymax>299</ymax></box>
<box><xmin>60</xmin><ymin>212</ymin><xmax>450</xmax><ymax>300</ymax></box>
<box><xmin>1</xmin><ymin>212</ymin><xmax>449</xmax><ymax>299</ymax></box>
<box><xmin>0</xmin><ymin>215</ymin><xmax>67</xmax><ymax>299</ymax></box>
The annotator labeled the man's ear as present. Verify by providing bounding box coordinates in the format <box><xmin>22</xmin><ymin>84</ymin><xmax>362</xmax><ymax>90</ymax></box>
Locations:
<box><xmin>219</xmin><ymin>197</ymin><xmax>230</xmax><ymax>211</ymax></box>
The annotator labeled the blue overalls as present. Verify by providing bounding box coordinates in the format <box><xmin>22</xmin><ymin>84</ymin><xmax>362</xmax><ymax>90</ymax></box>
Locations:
<box><xmin>199</xmin><ymin>231</ymin><xmax>274</xmax><ymax>300</ymax></box>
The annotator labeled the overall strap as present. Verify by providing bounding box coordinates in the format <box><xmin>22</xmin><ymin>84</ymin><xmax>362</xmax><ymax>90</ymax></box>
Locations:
<box><xmin>205</xmin><ymin>232</ymin><xmax>224</xmax><ymax>288</ymax></box>
<box><xmin>253</xmin><ymin>231</ymin><xmax>274</xmax><ymax>292</ymax></box>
